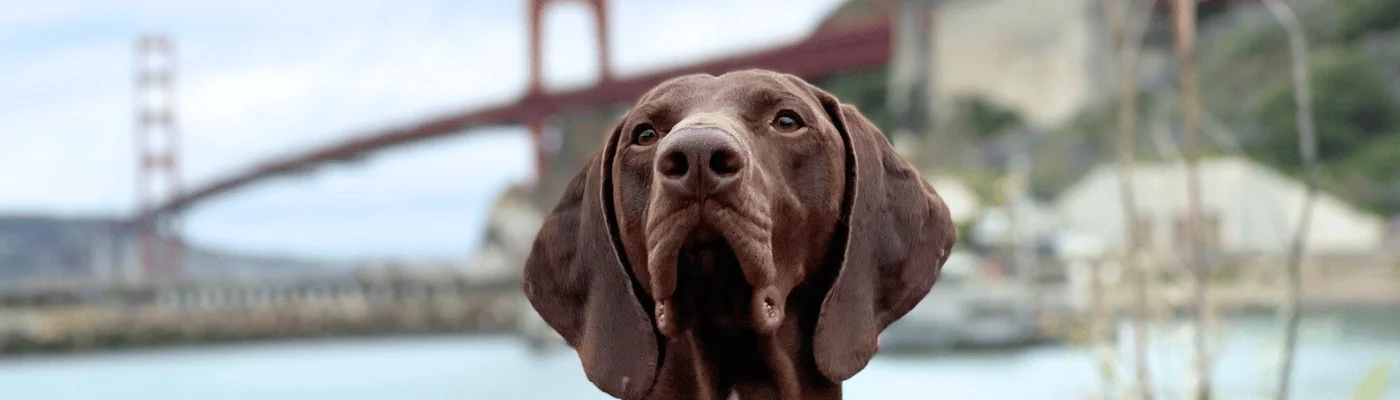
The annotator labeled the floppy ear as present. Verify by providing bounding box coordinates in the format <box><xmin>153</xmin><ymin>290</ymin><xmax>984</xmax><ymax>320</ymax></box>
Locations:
<box><xmin>811</xmin><ymin>93</ymin><xmax>957</xmax><ymax>382</ymax></box>
<box><xmin>522</xmin><ymin>125</ymin><xmax>659</xmax><ymax>399</ymax></box>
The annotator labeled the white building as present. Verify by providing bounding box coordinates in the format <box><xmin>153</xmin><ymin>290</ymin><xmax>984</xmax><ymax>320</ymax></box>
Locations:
<box><xmin>1055</xmin><ymin>156</ymin><xmax>1388</xmax><ymax>257</ymax></box>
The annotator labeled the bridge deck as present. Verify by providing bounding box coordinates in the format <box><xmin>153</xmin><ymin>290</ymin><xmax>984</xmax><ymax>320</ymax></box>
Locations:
<box><xmin>143</xmin><ymin>18</ymin><xmax>892</xmax><ymax>220</ymax></box>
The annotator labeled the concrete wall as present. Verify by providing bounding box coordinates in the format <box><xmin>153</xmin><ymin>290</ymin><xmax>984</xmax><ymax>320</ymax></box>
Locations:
<box><xmin>466</xmin><ymin>108</ymin><xmax>629</xmax><ymax>280</ymax></box>
<box><xmin>928</xmin><ymin>0</ymin><xmax>1114</xmax><ymax>129</ymax></box>
<box><xmin>533</xmin><ymin>107</ymin><xmax>629</xmax><ymax>210</ymax></box>
<box><xmin>465</xmin><ymin>184</ymin><xmax>545</xmax><ymax>282</ymax></box>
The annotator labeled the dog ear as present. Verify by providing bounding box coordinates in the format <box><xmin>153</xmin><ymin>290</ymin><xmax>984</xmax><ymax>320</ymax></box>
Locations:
<box><xmin>809</xmin><ymin>89</ymin><xmax>957</xmax><ymax>382</ymax></box>
<box><xmin>522</xmin><ymin>124</ymin><xmax>659</xmax><ymax>399</ymax></box>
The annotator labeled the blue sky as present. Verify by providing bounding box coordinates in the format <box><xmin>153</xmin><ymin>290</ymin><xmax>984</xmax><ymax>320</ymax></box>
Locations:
<box><xmin>0</xmin><ymin>0</ymin><xmax>846</xmax><ymax>261</ymax></box>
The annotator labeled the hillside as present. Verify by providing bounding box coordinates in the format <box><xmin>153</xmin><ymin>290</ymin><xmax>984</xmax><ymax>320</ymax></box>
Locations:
<box><xmin>0</xmin><ymin>215</ymin><xmax>348</xmax><ymax>283</ymax></box>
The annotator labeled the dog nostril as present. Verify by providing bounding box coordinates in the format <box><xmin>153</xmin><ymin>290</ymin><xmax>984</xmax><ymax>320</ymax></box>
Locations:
<box><xmin>708</xmin><ymin>149</ymin><xmax>742</xmax><ymax>177</ymax></box>
<box><xmin>753</xmin><ymin>287</ymin><xmax>785</xmax><ymax>335</ymax></box>
<box><xmin>660</xmin><ymin>151</ymin><xmax>689</xmax><ymax>178</ymax></box>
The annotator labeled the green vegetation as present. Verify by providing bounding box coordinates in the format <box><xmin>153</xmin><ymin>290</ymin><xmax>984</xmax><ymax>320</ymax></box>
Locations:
<box><xmin>1198</xmin><ymin>0</ymin><xmax>1400</xmax><ymax>215</ymax></box>
<box><xmin>814</xmin><ymin>66</ymin><xmax>894</xmax><ymax>136</ymax></box>
<box><xmin>957</xmin><ymin>97</ymin><xmax>1025</xmax><ymax>141</ymax></box>
<box><xmin>1254</xmin><ymin>50</ymin><xmax>1398</xmax><ymax>168</ymax></box>
<box><xmin>1055</xmin><ymin>0</ymin><xmax>1400</xmax><ymax>213</ymax></box>
<box><xmin>1351</xmin><ymin>359</ymin><xmax>1392</xmax><ymax>400</ymax></box>
<box><xmin>1251</xmin><ymin>50</ymin><xmax>1400</xmax><ymax>212</ymax></box>
<box><xmin>1338</xmin><ymin>0</ymin><xmax>1400</xmax><ymax>40</ymax></box>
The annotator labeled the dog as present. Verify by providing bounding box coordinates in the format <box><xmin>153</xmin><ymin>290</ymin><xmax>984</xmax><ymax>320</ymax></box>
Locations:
<box><xmin>522</xmin><ymin>69</ymin><xmax>956</xmax><ymax>399</ymax></box>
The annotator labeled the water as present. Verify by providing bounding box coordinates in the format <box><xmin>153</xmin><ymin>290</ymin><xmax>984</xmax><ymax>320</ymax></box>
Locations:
<box><xmin>0</xmin><ymin>312</ymin><xmax>1396</xmax><ymax>399</ymax></box>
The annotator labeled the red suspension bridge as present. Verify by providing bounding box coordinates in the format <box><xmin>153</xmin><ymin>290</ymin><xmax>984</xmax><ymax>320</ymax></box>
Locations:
<box><xmin>128</xmin><ymin>0</ymin><xmax>897</xmax><ymax>279</ymax></box>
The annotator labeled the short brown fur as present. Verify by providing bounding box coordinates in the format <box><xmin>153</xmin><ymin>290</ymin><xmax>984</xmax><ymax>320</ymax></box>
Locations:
<box><xmin>523</xmin><ymin>70</ymin><xmax>956</xmax><ymax>399</ymax></box>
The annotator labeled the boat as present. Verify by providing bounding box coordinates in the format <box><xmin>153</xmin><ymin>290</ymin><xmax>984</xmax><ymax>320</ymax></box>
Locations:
<box><xmin>878</xmin><ymin>250</ymin><xmax>1042</xmax><ymax>352</ymax></box>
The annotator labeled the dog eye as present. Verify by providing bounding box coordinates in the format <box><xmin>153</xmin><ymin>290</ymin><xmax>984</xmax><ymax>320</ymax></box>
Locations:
<box><xmin>633</xmin><ymin>124</ymin><xmax>659</xmax><ymax>146</ymax></box>
<box><xmin>771</xmin><ymin>110</ymin><xmax>804</xmax><ymax>132</ymax></box>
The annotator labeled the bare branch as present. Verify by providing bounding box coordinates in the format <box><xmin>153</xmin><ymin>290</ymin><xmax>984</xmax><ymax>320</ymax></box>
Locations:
<box><xmin>1258</xmin><ymin>1</ymin><xmax>1318</xmax><ymax>399</ymax></box>
<box><xmin>1104</xmin><ymin>0</ymin><xmax>1155</xmax><ymax>398</ymax></box>
<box><xmin>1170</xmin><ymin>0</ymin><xmax>1213</xmax><ymax>398</ymax></box>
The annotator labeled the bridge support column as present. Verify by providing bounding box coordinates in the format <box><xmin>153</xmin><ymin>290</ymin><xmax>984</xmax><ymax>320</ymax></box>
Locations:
<box><xmin>527</xmin><ymin>0</ymin><xmax>612</xmax><ymax>94</ymax></box>
<box><xmin>134</xmin><ymin>34</ymin><xmax>187</xmax><ymax>281</ymax></box>
<box><xmin>526</xmin><ymin>0</ymin><xmax>612</xmax><ymax>185</ymax></box>
<box><xmin>137</xmin><ymin>216</ymin><xmax>185</xmax><ymax>280</ymax></box>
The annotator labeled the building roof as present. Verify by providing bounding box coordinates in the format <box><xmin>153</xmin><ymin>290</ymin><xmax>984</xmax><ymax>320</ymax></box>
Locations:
<box><xmin>1055</xmin><ymin>156</ymin><xmax>1387</xmax><ymax>254</ymax></box>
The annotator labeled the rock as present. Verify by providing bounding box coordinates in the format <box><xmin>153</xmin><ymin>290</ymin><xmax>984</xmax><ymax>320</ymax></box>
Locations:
<box><xmin>466</xmin><ymin>184</ymin><xmax>547</xmax><ymax>282</ymax></box>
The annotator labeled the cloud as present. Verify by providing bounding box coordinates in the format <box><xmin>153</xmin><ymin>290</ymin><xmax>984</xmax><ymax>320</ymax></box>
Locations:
<box><xmin>0</xmin><ymin>0</ymin><xmax>846</xmax><ymax>260</ymax></box>
<box><xmin>609</xmin><ymin>0</ymin><xmax>844</xmax><ymax>75</ymax></box>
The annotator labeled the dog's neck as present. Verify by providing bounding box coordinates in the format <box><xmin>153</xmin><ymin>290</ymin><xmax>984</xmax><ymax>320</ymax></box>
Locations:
<box><xmin>641</xmin><ymin>234</ymin><xmax>842</xmax><ymax>400</ymax></box>
<box><xmin>660</xmin><ymin>257</ymin><xmax>840</xmax><ymax>400</ymax></box>
<box><xmin>666</xmin><ymin>292</ymin><xmax>842</xmax><ymax>400</ymax></box>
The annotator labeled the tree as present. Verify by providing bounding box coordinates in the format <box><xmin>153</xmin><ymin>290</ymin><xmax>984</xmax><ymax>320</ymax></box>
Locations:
<box><xmin>1253</xmin><ymin>50</ymin><xmax>1399</xmax><ymax>169</ymax></box>
<box><xmin>1337</xmin><ymin>0</ymin><xmax>1400</xmax><ymax>40</ymax></box>
<box><xmin>1251</xmin><ymin>49</ymin><xmax>1400</xmax><ymax>214</ymax></box>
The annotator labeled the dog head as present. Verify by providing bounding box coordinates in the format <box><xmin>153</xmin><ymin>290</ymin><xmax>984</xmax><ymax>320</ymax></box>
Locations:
<box><xmin>523</xmin><ymin>69</ymin><xmax>956</xmax><ymax>398</ymax></box>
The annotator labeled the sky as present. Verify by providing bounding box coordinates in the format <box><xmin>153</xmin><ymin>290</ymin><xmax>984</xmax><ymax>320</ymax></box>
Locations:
<box><xmin>0</xmin><ymin>0</ymin><xmax>847</xmax><ymax>261</ymax></box>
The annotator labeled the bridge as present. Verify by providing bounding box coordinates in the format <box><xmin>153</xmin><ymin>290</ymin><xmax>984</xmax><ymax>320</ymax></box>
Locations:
<box><xmin>0</xmin><ymin>0</ymin><xmax>900</xmax><ymax>354</ymax></box>
<box><xmin>119</xmin><ymin>0</ymin><xmax>1257</xmax><ymax>279</ymax></box>
<box><xmin>127</xmin><ymin>0</ymin><xmax>895</xmax><ymax>279</ymax></box>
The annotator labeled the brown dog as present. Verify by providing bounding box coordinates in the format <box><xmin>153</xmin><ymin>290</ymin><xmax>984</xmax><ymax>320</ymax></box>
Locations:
<box><xmin>522</xmin><ymin>69</ymin><xmax>956</xmax><ymax>399</ymax></box>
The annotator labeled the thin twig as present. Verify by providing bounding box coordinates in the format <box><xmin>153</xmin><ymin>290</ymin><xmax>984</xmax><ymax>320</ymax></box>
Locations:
<box><xmin>1151</xmin><ymin>97</ymin><xmax>1184</xmax><ymax>161</ymax></box>
<box><xmin>1170</xmin><ymin>0</ymin><xmax>1212</xmax><ymax>398</ymax></box>
<box><xmin>1089</xmin><ymin>257</ymin><xmax>1119</xmax><ymax>399</ymax></box>
<box><xmin>1258</xmin><ymin>1</ymin><xmax>1318</xmax><ymax>399</ymax></box>
<box><xmin>1104</xmin><ymin>0</ymin><xmax>1155</xmax><ymax>398</ymax></box>
<box><xmin>1138</xmin><ymin>89</ymin><xmax>1248</xmax><ymax>156</ymax></box>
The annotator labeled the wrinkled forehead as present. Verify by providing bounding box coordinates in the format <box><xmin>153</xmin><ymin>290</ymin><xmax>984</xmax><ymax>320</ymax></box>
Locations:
<box><xmin>632</xmin><ymin>71</ymin><xmax>818</xmax><ymax>123</ymax></box>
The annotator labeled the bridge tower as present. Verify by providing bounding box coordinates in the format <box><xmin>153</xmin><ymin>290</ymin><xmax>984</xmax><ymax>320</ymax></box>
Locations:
<box><xmin>133</xmin><ymin>34</ymin><xmax>186</xmax><ymax>280</ymax></box>
<box><xmin>525</xmin><ymin>0</ymin><xmax>612</xmax><ymax>183</ymax></box>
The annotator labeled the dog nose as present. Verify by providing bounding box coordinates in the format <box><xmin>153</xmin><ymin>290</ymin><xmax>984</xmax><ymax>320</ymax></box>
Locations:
<box><xmin>655</xmin><ymin>127</ymin><xmax>745</xmax><ymax>198</ymax></box>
